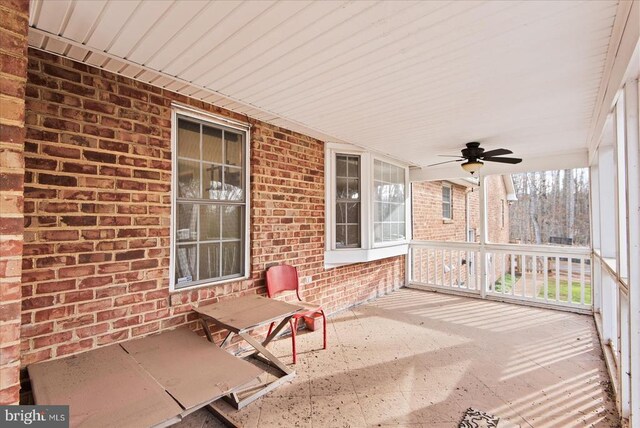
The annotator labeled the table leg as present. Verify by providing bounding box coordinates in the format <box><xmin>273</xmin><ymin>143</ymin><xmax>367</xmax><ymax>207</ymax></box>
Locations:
<box><xmin>200</xmin><ymin>318</ymin><xmax>214</xmax><ymax>343</ymax></box>
<box><xmin>238</xmin><ymin>331</ymin><xmax>293</xmax><ymax>376</ymax></box>
<box><xmin>262</xmin><ymin>316</ymin><xmax>290</xmax><ymax>346</ymax></box>
<box><xmin>220</xmin><ymin>332</ymin><xmax>234</xmax><ymax>348</ymax></box>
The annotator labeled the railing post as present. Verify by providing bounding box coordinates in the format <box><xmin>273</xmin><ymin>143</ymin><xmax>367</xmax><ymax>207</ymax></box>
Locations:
<box><xmin>479</xmin><ymin>175</ymin><xmax>487</xmax><ymax>298</ymax></box>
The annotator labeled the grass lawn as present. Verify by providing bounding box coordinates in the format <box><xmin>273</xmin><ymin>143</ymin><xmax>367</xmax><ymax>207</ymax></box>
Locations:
<box><xmin>538</xmin><ymin>279</ymin><xmax>592</xmax><ymax>304</ymax></box>
<box><xmin>493</xmin><ymin>273</ymin><xmax>519</xmax><ymax>294</ymax></box>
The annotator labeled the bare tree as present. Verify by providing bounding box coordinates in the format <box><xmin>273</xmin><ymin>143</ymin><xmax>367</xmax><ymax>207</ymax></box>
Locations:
<box><xmin>509</xmin><ymin>168</ymin><xmax>590</xmax><ymax>246</ymax></box>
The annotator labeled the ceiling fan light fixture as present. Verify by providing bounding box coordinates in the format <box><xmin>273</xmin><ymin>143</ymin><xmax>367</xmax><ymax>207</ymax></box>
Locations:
<box><xmin>461</xmin><ymin>160</ymin><xmax>483</xmax><ymax>174</ymax></box>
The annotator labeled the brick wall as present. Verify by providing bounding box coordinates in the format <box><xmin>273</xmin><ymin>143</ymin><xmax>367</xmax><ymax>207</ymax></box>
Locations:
<box><xmin>412</xmin><ymin>180</ymin><xmax>469</xmax><ymax>241</ymax></box>
<box><xmin>20</xmin><ymin>49</ymin><xmax>404</xmax><ymax>374</ymax></box>
<box><xmin>411</xmin><ymin>176</ymin><xmax>509</xmax><ymax>243</ymax></box>
<box><xmin>0</xmin><ymin>0</ymin><xmax>29</xmax><ymax>406</ymax></box>
<box><xmin>485</xmin><ymin>175</ymin><xmax>510</xmax><ymax>244</ymax></box>
<box><xmin>410</xmin><ymin>176</ymin><xmax>510</xmax><ymax>287</ymax></box>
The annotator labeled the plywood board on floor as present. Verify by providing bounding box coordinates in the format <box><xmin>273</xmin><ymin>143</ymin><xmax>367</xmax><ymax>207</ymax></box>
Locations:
<box><xmin>28</xmin><ymin>344</ymin><xmax>181</xmax><ymax>428</ymax></box>
<box><xmin>121</xmin><ymin>327</ymin><xmax>263</xmax><ymax>411</ymax></box>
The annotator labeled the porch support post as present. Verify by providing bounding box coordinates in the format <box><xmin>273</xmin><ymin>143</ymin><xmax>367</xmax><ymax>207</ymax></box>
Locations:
<box><xmin>479</xmin><ymin>175</ymin><xmax>488</xmax><ymax>298</ymax></box>
<box><xmin>0</xmin><ymin>0</ymin><xmax>29</xmax><ymax>405</ymax></box>
<box><xmin>624</xmin><ymin>77</ymin><xmax>639</xmax><ymax>428</ymax></box>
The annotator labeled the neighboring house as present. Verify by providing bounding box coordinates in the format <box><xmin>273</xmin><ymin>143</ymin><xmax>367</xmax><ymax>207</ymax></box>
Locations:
<box><xmin>410</xmin><ymin>176</ymin><xmax>516</xmax><ymax>288</ymax></box>
<box><xmin>412</xmin><ymin>175</ymin><xmax>516</xmax><ymax>243</ymax></box>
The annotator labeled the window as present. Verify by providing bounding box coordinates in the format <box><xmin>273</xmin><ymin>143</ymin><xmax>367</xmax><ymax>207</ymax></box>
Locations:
<box><xmin>171</xmin><ymin>106</ymin><xmax>249</xmax><ymax>290</ymax></box>
<box><xmin>325</xmin><ymin>144</ymin><xmax>409</xmax><ymax>266</ymax></box>
<box><xmin>442</xmin><ymin>184</ymin><xmax>452</xmax><ymax>219</ymax></box>
<box><xmin>374</xmin><ymin>160</ymin><xmax>406</xmax><ymax>243</ymax></box>
<box><xmin>335</xmin><ymin>155</ymin><xmax>361</xmax><ymax>248</ymax></box>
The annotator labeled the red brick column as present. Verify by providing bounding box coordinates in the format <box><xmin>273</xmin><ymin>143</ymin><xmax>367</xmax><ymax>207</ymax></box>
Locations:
<box><xmin>0</xmin><ymin>0</ymin><xmax>29</xmax><ymax>405</ymax></box>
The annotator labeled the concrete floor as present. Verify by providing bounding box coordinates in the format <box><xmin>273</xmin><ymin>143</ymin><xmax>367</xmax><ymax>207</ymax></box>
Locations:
<box><xmin>176</xmin><ymin>288</ymin><xmax>619</xmax><ymax>428</ymax></box>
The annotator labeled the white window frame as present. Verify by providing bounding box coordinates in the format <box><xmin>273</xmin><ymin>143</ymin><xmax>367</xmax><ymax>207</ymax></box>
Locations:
<box><xmin>442</xmin><ymin>183</ymin><xmax>453</xmax><ymax>220</ymax></box>
<box><xmin>325</xmin><ymin>143</ymin><xmax>410</xmax><ymax>267</ymax></box>
<box><xmin>169</xmin><ymin>103</ymin><xmax>251</xmax><ymax>292</ymax></box>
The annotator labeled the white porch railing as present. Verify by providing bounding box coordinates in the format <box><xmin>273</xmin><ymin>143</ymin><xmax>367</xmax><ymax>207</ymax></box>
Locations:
<box><xmin>408</xmin><ymin>241</ymin><xmax>592</xmax><ymax>313</ymax></box>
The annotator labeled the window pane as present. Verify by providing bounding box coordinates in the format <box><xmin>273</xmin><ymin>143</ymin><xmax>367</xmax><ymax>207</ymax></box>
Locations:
<box><xmin>222</xmin><ymin>241</ymin><xmax>242</xmax><ymax>276</ymax></box>
<box><xmin>200</xmin><ymin>205</ymin><xmax>220</xmax><ymax>240</ymax></box>
<box><xmin>177</xmin><ymin>203</ymin><xmax>198</xmax><ymax>242</ymax></box>
<box><xmin>398</xmin><ymin>221</ymin><xmax>406</xmax><ymax>239</ymax></box>
<box><xmin>336</xmin><ymin>203</ymin><xmax>346</xmax><ymax>223</ymax></box>
<box><xmin>347</xmin><ymin>203</ymin><xmax>359</xmax><ymax>224</ymax></box>
<box><xmin>336</xmin><ymin>225</ymin><xmax>346</xmax><ymax>247</ymax></box>
<box><xmin>177</xmin><ymin>159</ymin><xmax>200</xmax><ymax>198</ymax></box>
<box><xmin>347</xmin><ymin>225</ymin><xmax>359</xmax><ymax>246</ymax></box>
<box><xmin>225</xmin><ymin>132</ymin><xmax>243</xmax><ymax>166</ymax></box>
<box><xmin>336</xmin><ymin>177</ymin><xmax>348</xmax><ymax>200</ymax></box>
<box><xmin>383</xmin><ymin>203</ymin><xmax>390</xmax><ymax>222</ymax></box>
<box><xmin>202</xmin><ymin>126</ymin><xmax>222</xmax><ymax>163</ymax></box>
<box><xmin>175</xmin><ymin>245</ymin><xmax>196</xmax><ymax>286</ymax></box>
<box><xmin>383</xmin><ymin>223</ymin><xmax>390</xmax><ymax>241</ymax></box>
<box><xmin>347</xmin><ymin>178</ymin><xmax>359</xmax><ymax>200</ymax></box>
<box><xmin>347</xmin><ymin>157</ymin><xmax>359</xmax><ymax>178</ymax></box>
<box><xmin>374</xmin><ymin>224</ymin><xmax>382</xmax><ymax>242</ymax></box>
<box><xmin>224</xmin><ymin>166</ymin><xmax>243</xmax><ymax>201</ymax></box>
<box><xmin>198</xmin><ymin>243</ymin><xmax>220</xmax><ymax>280</ymax></box>
<box><xmin>177</xmin><ymin>119</ymin><xmax>200</xmax><ymax>159</ymax></box>
<box><xmin>373</xmin><ymin>160</ymin><xmax>406</xmax><ymax>244</ymax></box>
<box><xmin>442</xmin><ymin>186</ymin><xmax>450</xmax><ymax>202</ymax></box>
<box><xmin>443</xmin><ymin>204</ymin><xmax>451</xmax><ymax>219</ymax></box>
<box><xmin>391</xmin><ymin>204</ymin><xmax>400</xmax><ymax>221</ymax></box>
<box><xmin>202</xmin><ymin>164</ymin><xmax>223</xmax><ymax>200</ymax></box>
<box><xmin>222</xmin><ymin>205</ymin><xmax>242</xmax><ymax>239</ymax></box>
<box><xmin>336</xmin><ymin>156</ymin><xmax>347</xmax><ymax>177</ymax></box>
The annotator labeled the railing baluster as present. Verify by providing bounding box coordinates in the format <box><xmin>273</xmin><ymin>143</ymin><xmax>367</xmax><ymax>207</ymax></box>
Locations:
<box><xmin>555</xmin><ymin>256</ymin><xmax>560</xmax><ymax>302</ymax></box>
<box><xmin>416</xmin><ymin>248</ymin><xmax>421</xmax><ymax>283</ymax></box>
<box><xmin>533</xmin><ymin>255</ymin><xmax>537</xmax><ymax>299</ymax></box>
<box><xmin>501</xmin><ymin>253</ymin><xmax>506</xmax><ymax>295</ymax></box>
<box><xmin>580</xmin><ymin>258</ymin><xmax>585</xmax><ymax>305</ymax></box>
<box><xmin>511</xmin><ymin>253</ymin><xmax>515</xmax><ymax>296</ymax></box>
<box><xmin>449</xmin><ymin>249</ymin><xmax>453</xmax><ymax>288</ymax></box>
<box><xmin>438</xmin><ymin>250</ymin><xmax>447</xmax><ymax>285</ymax></box>
<box><xmin>467</xmin><ymin>250</ymin><xmax>471</xmax><ymax>289</ymax></box>
<box><xmin>425</xmin><ymin>249</ymin><xmax>430</xmax><ymax>285</ymax></box>
<box><xmin>543</xmin><ymin>256</ymin><xmax>549</xmax><ymax>302</ymax></box>
<box><xmin>521</xmin><ymin>254</ymin><xmax>526</xmax><ymax>297</ymax></box>
<box><xmin>568</xmin><ymin>257</ymin><xmax>573</xmax><ymax>304</ymax></box>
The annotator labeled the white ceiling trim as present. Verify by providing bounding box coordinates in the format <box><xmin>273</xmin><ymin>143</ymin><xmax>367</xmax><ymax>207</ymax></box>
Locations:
<box><xmin>587</xmin><ymin>0</ymin><xmax>639</xmax><ymax>163</ymax></box>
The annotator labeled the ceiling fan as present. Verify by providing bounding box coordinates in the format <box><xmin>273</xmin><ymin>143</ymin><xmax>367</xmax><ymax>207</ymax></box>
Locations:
<box><xmin>428</xmin><ymin>142</ymin><xmax>522</xmax><ymax>175</ymax></box>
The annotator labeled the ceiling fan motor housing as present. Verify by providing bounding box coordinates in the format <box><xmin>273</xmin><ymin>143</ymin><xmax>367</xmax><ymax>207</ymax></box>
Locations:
<box><xmin>461</xmin><ymin>142</ymin><xmax>483</xmax><ymax>160</ymax></box>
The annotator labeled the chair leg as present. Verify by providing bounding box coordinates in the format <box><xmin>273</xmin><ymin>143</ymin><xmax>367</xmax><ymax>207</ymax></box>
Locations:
<box><xmin>290</xmin><ymin>318</ymin><xmax>298</xmax><ymax>364</ymax></box>
<box><xmin>320</xmin><ymin>310</ymin><xmax>327</xmax><ymax>349</ymax></box>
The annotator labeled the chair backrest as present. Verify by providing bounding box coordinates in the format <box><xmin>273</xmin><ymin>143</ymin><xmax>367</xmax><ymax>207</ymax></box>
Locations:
<box><xmin>266</xmin><ymin>265</ymin><xmax>300</xmax><ymax>299</ymax></box>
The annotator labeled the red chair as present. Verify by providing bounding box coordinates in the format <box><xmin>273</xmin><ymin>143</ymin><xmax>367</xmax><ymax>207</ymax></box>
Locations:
<box><xmin>265</xmin><ymin>265</ymin><xmax>327</xmax><ymax>364</ymax></box>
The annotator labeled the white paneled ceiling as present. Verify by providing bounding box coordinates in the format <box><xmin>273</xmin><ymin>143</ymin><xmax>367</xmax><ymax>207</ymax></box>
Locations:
<box><xmin>28</xmin><ymin>0</ymin><xmax>623</xmax><ymax>176</ymax></box>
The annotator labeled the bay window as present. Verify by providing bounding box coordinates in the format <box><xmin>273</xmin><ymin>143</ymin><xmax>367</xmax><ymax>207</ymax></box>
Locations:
<box><xmin>325</xmin><ymin>144</ymin><xmax>410</xmax><ymax>267</ymax></box>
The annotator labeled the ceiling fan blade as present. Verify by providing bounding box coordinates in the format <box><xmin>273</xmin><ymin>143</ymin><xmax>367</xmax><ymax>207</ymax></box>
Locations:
<box><xmin>482</xmin><ymin>156</ymin><xmax>522</xmax><ymax>164</ymax></box>
<box><xmin>481</xmin><ymin>148</ymin><xmax>512</xmax><ymax>157</ymax></box>
<box><xmin>427</xmin><ymin>159</ymin><xmax>463</xmax><ymax>167</ymax></box>
<box><xmin>437</xmin><ymin>155</ymin><xmax>464</xmax><ymax>158</ymax></box>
